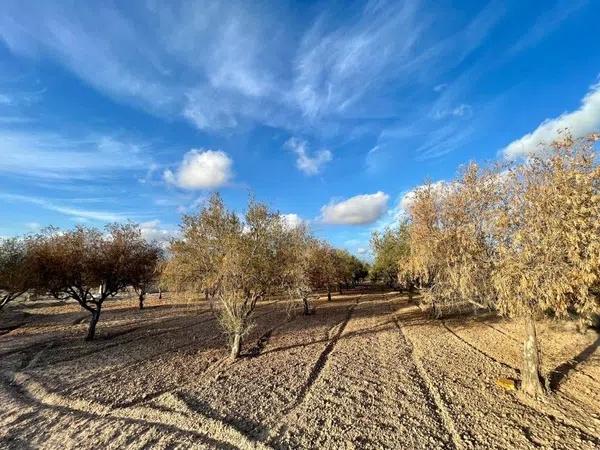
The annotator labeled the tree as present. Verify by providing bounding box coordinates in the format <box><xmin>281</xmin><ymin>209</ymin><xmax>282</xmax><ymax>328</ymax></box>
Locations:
<box><xmin>130</xmin><ymin>242</ymin><xmax>163</xmax><ymax>309</ymax></box>
<box><xmin>406</xmin><ymin>182</ymin><xmax>444</xmax><ymax>289</ymax></box>
<box><xmin>303</xmin><ymin>241</ymin><xmax>338</xmax><ymax>301</ymax></box>
<box><xmin>332</xmin><ymin>249</ymin><xmax>368</xmax><ymax>290</ymax></box>
<box><xmin>492</xmin><ymin>134</ymin><xmax>600</xmax><ymax>397</ymax></box>
<box><xmin>422</xmin><ymin>164</ymin><xmax>502</xmax><ymax>316</ymax></box>
<box><xmin>165</xmin><ymin>194</ymin><xmax>308</xmax><ymax>359</ymax></box>
<box><xmin>370</xmin><ymin>223</ymin><xmax>410</xmax><ymax>287</ymax></box>
<box><xmin>0</xmin><ymin>238</ymin><xmax>31</xmax><ymax>311</ymax></box>
<box><xmin>28</xmin><ymin>224</ymin><xmax>154</xmax><ymax>340</ymax></box>
<box><xmin>296</xmin><ymin>239</ymin><xmax>332</xmax><ymax>311</ymax></box>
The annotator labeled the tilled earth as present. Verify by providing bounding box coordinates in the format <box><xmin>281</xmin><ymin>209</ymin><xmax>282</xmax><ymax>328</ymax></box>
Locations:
<box><xmin>0</xmin><ymin>289</ymin><xmax>598</xmax><ymax>449</ymax></box>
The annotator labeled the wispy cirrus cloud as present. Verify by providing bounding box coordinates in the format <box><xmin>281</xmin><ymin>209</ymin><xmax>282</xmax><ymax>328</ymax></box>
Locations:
<box><xmin>0</xmin><ymin>130</ymin><xmax>149</xmax><ymax>180</ymax></box>
<box><xmin>0</xmin><ymin>193</ymin><xmax>125</xmax><ymax>222</ymax></box>
<box><xmin>0</xmin><ymin>0</ymin><xmax>505</xmax><ymax>139</ymax></box>
<box><xmin>507</xmin><ymin>0</ymin><xmax>588</xmax><ymax>57</ymax></box>
<box><xmin>285</xmin><ymin>138</ymin><xmax>332</xmax><ymax>175</ymax></box>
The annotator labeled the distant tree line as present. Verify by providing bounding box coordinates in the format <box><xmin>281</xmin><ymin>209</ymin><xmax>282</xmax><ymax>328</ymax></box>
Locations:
<box><xmin>1</xmin><ymin>196</ymin><xmax>369</xmax><ymax>357</ymax></box>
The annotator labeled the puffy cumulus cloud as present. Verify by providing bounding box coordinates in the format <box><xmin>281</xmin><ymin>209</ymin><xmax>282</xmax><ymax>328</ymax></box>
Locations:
<box><xmin>321</xmin><ymin>191</ymin><xmax>389</xmax><ymax>225</ymax></box>
<box><xmin>139</xmin><ymin>220</ymin><xmax>177</xmax><ymax>248</ymax></box>
<box><xmin>399</xmin><ymin>180</ymin><xmax>447</xmax><ymax>213</ymax></box>
<box><xmin>285</xmin><ymin>137</ymin><xmax>332</xmax><ymax>175</ymax></box>
<box><xmin>164</xmin><ymin>149</ymin><xmax>233</xmax><ymax>190</ymax></box>
<box><xmin>503</xmin><ymin>82</ymin><xmax>600</xmax><ymax>159</ymax></box>
<box><xmin>281</xmin><ymin>213</ymin><xmax>305</xmax><ymax>229</ymax></box>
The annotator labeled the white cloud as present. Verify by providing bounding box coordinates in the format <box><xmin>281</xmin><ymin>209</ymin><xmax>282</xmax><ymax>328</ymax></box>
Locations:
<box><xmin>502</xmin><ymin>82</ymin><xmax>600</xmax><ymax>159</ymax></box>
<box><xmin>321</xmin><ymin>192</ymin><xmax>389</xmax><ymax>225</ymax></box>
<box><xmin>0</xmin><ymin>131</ymin><xmax>148</xmax><ymax>180</ymax></box>
<box><xmin>139</xmin><ymin>220</ymin><xmax>177</xmax><ymax>248</ymax></box>
<box><xmin>281</xmin><ymin>213</ymin><xmax>304</xmax><ymax>229</ymax></box>
<box><xmin>507</xmin><ymin>0</ymin><xmax>587</xmax><ymax>57</ymax></box>
<box><xmin>285</xmin><ymin>137</ymin><xmax>332</xmax><ymax>175</ymax></box>
<box><xmin>0</xmin><ymin>194</ymin><xmax>124</xmax><ymax>222</ymax></box>
<box><xmin>25</xmin><ymin>222</ymin><xmax>41</xmax><ymax>231</ymax></box>
<box><xmin>0</xmin><ymin>1</ymin><xmax>502</xmax><ymax>135</ymax></box>
<box><xmin>399</xmin><ymin>180</ymin><xmax>447</xmax><ymax>213</ymax></box>
<box><xmin>164</xmin><ymin>149</ymin><xmax>233</xmax><ymax>190</ymax></box>
<box><xmin>434</xmin><ymin>103</ymin><xmax>472</xmax><ymax>119</ymax></box>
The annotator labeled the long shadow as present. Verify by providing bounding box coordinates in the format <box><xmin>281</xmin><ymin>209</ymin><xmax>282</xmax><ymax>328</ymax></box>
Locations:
<box><xmin>178</xmin><ymin>392</ymin><xmax>268</xmax><ymax>438</ymax></box>
<box><xmin>0</xmin><ymin>375</ymin><xmax>238</xmax><ymax>449</ymax></box>
<box><xmin>260</xmin><ymin>304</ymin><xmax>425</xmax><ymax>358</ymax></box>
<box><xmin>549</xmin><ymin>332</ymin><xmax>600</xmax><ymax>390</ymax></box>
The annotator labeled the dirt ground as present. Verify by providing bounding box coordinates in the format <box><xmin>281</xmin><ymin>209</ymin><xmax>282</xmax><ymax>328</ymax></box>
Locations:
<box><xmin>0</xmin><ymin>288</ymin><xmax>599</xmax><ymax>449</ymax></box>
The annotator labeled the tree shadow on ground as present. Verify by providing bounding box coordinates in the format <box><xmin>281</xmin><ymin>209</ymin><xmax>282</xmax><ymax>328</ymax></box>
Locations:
<box><xmin>177</xmin><ymin>391</ymin><xmax>268</xmax><ymax>439</ymax></box>
<box><xmin>549</xmin><ymin>332</ymin><xmax>600</xmax><ymax>391</ymax></box>
<box><xmin>0</xmin><ymin>374</ymin><xmax>238</xmax><ymax>449</ymax></box>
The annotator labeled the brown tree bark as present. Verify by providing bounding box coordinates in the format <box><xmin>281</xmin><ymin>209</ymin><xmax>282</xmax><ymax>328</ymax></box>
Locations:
<box><xmin>158</xmin><ymin>288</ymin><xmax>162</xmax><ymax>300</ymax></box>
<box><xmin>86</xmin><ymin>307</ymin><xmax>101</xmax><ymax>341</ymax></box>
<box><xmin>327</xmin><ymin>285</ymin><xmax>332</xmax><ymax>302</ymax></box>
<box><xmin>139</xmin><ymin>292</ymin><xmax>145</xmax><ymax>310</ymax></box>
<box><xmin>522</xmin><ymin>314</ymin><xmax>545</xmax><ymax>398</ymax></box>
<box><xmin>303</xmin><ymin>297</ymin><xmax>310</xmax><ymax>315</ymax></box>
<box><xmin>231</xmin><ymin>332</ymin><xmax>242</xmax><ymax>359</ymax></box>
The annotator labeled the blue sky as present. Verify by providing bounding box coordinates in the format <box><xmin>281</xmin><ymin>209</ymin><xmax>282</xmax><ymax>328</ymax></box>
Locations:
<box><xmin>1</xmin><ymin>0</ymin><xmax>600</xmax><ymax>257</ymax></box>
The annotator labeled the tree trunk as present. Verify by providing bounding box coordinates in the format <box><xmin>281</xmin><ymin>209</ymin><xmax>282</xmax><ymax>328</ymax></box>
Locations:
<box><xmin>86</xmin><ymin>307</ymin><xmax>101</xmax><ymax>341</ymax></box>
<box><xmin>158</xmin><ymin>288</ymin><xmax>162</xmax><ymax>300</ymax></box>
<box><xmin>327</xmin><ymin>285</ymin><xmax>332</xmax><ymax>302</ymax></box>
<box><xmin>303</xmin><ymin>297</ymin><xmax>310</xmax><ymax>315</ymax></box>
<box><xmin>139</xmin><ymin>292</ymin><xmax>145</xmax><ymax>310</ymax></box>
<box><xmin>231</xmin><ymin>332</ymin><xmax>242</xmax><ymax>359</ymax></box>
<box><xmin>338</xmin><ymin>284</ymin><xmax>343</xmax><ymax>295</ymax></box>
<box><xmin>522</xmin><ymin>314</ymin><xmax>545</xmax><ymax>398</ymax></box>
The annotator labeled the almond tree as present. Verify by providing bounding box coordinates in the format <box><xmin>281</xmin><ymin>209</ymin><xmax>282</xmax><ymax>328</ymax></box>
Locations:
<box><xmin>427</xmin><ymin>163</ymin><xmax>502</xmax><ymax>315</ymax></box>
<box><xmin>163</xmin><ymin>194</ymin><xmax>241</xmax><ymax>302</ymax></box>
<box><xmin>406</xmin><ymin>182</ymin><xmax>444</xmax><ymax>290</ymax></box>
<box><xmin>165</xmin><ymin>194</ymin><xmax>308</xmax><ymax>359</ymax></box>
<box><xmin>28</xmin><ymin>224</ymin><xmax>153</xmax><ymax>340</ymax></box>
<box><xmin>0</xmin><ymin>238</ymin><xmax>31</xmax><ymax>311</ymax></box>
<box><xmin>332</xmin><ymin>249</ymin><xmax>368</xmax><ymax>291</ymax></box>
<box><xmin>493</xmin><ymin>134</ymin><xmax>600</xmax><ymax>397</ymax></box>
<box><xmin>131</xmin><ymin>242</ymin><xmax>163</xmax><ymax>309</ymax></box>
<box><xmin>370</xmin><ymin>223</ymin><xmax>410</xmax><ymax>287</ymax></box>
<box><xmin>306</xmin><ymin>241</ymin><xmax>338</xmax><ymax>301</ymax></box>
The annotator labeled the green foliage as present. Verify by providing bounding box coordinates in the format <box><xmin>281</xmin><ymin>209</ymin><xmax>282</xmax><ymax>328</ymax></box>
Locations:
<box><xmin>370</xmin><ymin>222</ymin><xmax>410</xmax><ymax>286</ymax></box>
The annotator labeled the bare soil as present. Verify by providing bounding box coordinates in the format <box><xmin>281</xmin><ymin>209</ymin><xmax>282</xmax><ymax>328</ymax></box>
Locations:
<box><xmin>1</xmin><ymin>289</ymin><xmax>599</xmax><ymax>449</ymax></box>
